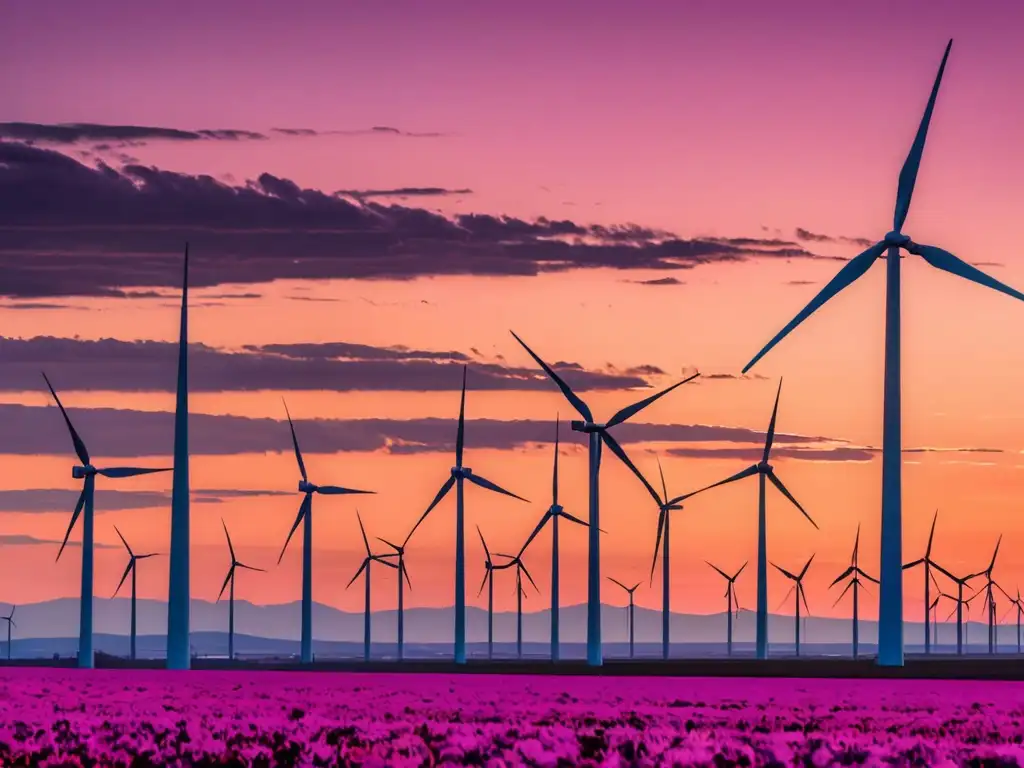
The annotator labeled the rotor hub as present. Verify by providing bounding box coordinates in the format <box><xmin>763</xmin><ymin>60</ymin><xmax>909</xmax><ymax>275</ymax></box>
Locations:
<box><xmin>72</xmin><ymin>465</ymin><xmax>96</xmax><ymax>479</ymax></box>
<box><xmin>551</xmin><ymin>504</ymin><xmax>563</xmax><ymax>514</ymax></box>
<box><xmin>452</xmin><ymin>466</ymin><xmax>471</xmax><ymax>478</ymax></box>
<box><xmin>667</xmin><ymin>504</ymin><xmax>683</xmax><ymax>511</ymax></box>
<box><xmin>756</xmin><ymin>461</ymin><xmax>772</xmax><ymax>473</ymax></box>
<box><xmin>570</xmin><ymin>420</ymin><xmax>604</xmax><ymax>433</ymax></box>
<box><xmin>884</xmin><ymin>231</ymin><xmax>911</xmax><ymax>248</ymax></box>
<box><xmin>298</xmin><ymin>480</ymin><xmax>317</xmax><ymax>493</ymax></box>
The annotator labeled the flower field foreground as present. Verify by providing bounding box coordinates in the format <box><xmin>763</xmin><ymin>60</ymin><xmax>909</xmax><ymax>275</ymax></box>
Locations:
<box><xmin>2</xmin><ymin>670</ymin><xmax>1024</xmax><ymax>766</ymax></box>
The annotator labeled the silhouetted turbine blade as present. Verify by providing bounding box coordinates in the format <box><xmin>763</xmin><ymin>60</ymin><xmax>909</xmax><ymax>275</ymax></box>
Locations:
<box><xmin>705</xmin><ymin>560</ymin><xmax>729</xmax><ymax>580</ymax></box>
<box><xmin>114</xmin><ymin>525</ymin><xmax>132</xmax><ymax>557</ymax></box>
<box><xmin>601</xmin><ymin>431</ymin><xmax>661</xmax><ymax>507</ymax></box>
<box><xmin>113</xmin><ymin>560</ymin><xmax>133</xmax><ymax>598</ymax></box>
<box><xmin>606</xmin><ymin>373</ymin><xmax>699</xmax><ymax>428</ymax></box>
<box><xmin>217</xmin><ymin>567</ymin><xmax>234</xmax><ymax>602</ymax></box>
<box><xmin>477</xmin><ymin>570</ymin><xmax>489</xmax><ymax>598</ymax></box>
<box><xmin>405</xmin><ymin>476</ymin><xmax>455</xmax><ymax>545</ymax></box>
<box><xmin>856</xmin><ymin>568</ymin><xmax>880</xmax><ymax>585</ymax></box>
<box><xmin>830</xmin><ymin>566</ymin><xmax>854</xmax><ymax>587</ymax></box>
<box><xmin>649</xmin><ymin>509</ymin><xmax>667</xmax><ymax>586</ymax></box>
<box><xmin>607</xmin><ymin>576</ymin><xmax>629</xmax><ymax>592</ymax></box>
<box><xmin>742</xmin><ymin>241</ymin><xmax>887</xmax><ymax>373</ymax></box>
<box><xmin>832</xmin><ymin>579</ymin><xmax>854</xmax><ymax>608</ymax></box>
<box><xmin>560</xmin><ymin>511</ymin><xmax>589</xmax><ymax>528</ymax></box>
<box><xmin>456</xmin><ymin>366</ymin><xmax>467</xmax><ymax>467</ymax></box>
<box><xmin>772</xmin><ymin>562</ymin><xmax>798</xmax><ymax>581</ymax></box>
<box><xmin>552</xmin><ymin>416</ymin><xmax>560</xmax><ymax>505</ymax></box>
<box><xmin>236</xmin><ymin>563</ymin><xmax>265</xmax><ymax>572</ymax></box>
<box><xmin>763</xmin><ymin>379</ymin><xmax>783</xmax><ymax>462</ymax></box>
<box><xmin>42</xmin><ymin>371</ymin><xmax>90</xmax><ymax>465</ymax></box>
<box><xmin>903</xmin><ymin>558</ymin><xmax>924</xmax><ymax>570</ymax></box>
<box><xmin>670</xmin><ymin>464</ymin><xmax>758</xmax><ymax>505</ymax></box>
<box><xmin>282</xmin><ymin>399</ymin><xmax>307</xmax><ymax>483</ymax></box>
<box><xmin>911</xmin><ymin>243</ymin><xmax>1024</xmax><ymax>303</ymax></box>
<box><xmin>346</xmin><ymin>559</ymin><xmax>369</xmax><ymax>589</ymax></box>
<box><xmin>767</xmin><ymin>471</ymin><xmax>817</xmax><ymax>529</ymax></box>
<box><xmin>926</xmin><ymin>509</ymin><xmax>938</xmax><ymax>556</ymax></box>
<box><xmin>278</xmin><ymin>493</ymin><xmax>310</xmax><ymax>564</ymax></box>
<box><xmin>476</xmin><ymin>524</ymin><xmax>491</xmax><ymax>563</ymax></box>
<box><xmin>519</xmin><ymin>561</ymin><xmax>539</xmax><ymax>592</ymax></box>
<box><xmin>317</xmin><ymin>486</ymin><xmax>374</xmax><ymax>495</ymax></box>
<box><xmin>509</xmin><ymin>331</ymin><xmax>592</xmax><ymax>422</ymax></box>
<box><xmin>401</xmin><ymin>561</ymin><xmax>412</xmax><ymax>590</ymax></box>
<box><xmin>893</xmin><ymin>39</ymin><xmax>953</xmax><ymax>232</ymax></box>
<box><xmin>98</xmin><ymin>467</ymin><xmax>171</xmax><ymax>478</ymax></box>
<box><xmin>56</xmin><ymin>488</ymin><xmax>86</xmax><ymax>563</ymax></box>
<box><xmin>465</xmin><ymin>473</ymin><xmax>528</xmax><ymax>503</ymax></box>
<box><xmin>356</xmin><ymin>511</ymin><xmax>371</xmax><ymax>556</ymax></box>
<box><xmin>222</xmin><ymin>519</ymin><xmax>235</xmax><ymax>562</ymax></box>
<box><xmin>518</xmin><ymin>512</ymin><xmax>552</xmax><ymax>559</ymax></box>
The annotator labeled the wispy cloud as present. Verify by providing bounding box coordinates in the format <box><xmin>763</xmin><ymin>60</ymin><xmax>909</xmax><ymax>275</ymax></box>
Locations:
<box><xmin>0</xmin><ymin>488</ymin><xmax>293</xmax><ymax>513</ymax></box>
<box><xmin>0</xmin><ymin>122</ymin><xmax>266</xmax><ymax>144</ymax></box>
<box><xmin>0</xmin><ymin>534</ymin><xmax>117</xmax><ymax>549</ymax></box>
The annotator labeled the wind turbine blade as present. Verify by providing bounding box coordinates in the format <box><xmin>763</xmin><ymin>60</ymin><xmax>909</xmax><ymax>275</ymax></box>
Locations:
<box><xmin>996</xmin><ymin>581</ymin><xmax>1015</xmax><ymax>602</ymax></box>
<box><xmin>777</xmin><ymin>583</ymin><xmax>796</xmax><ymax>611</ymax></box>
<box><xmin>376</xmin><ymin>537</ymin><xmax>401</xmax><ymax>552</ymax></box>
<box><xmin>926</xmin><ymin>509</ymin><xmax>938</xmax><ymax>557</ymax></box>
<box><xmin>771</xmin><ymin>562</ymin><xmax>798</xmax><ymax>581</ymax></box>
<box><xmin>356</xmin><ymin>511</ymin><xmax>371</xmax><ymax>556</ymax></box>
<box><xmin>852</xmin><ymin>523</ymin><xmax>861</xmax><ymax>565</ymax></box>
<box><xmin>741</xmin><ymin>241</ymin><xmax>887</xmax><ymax>373</ymax></box>
<box><xmin>405</xmin><ymin>476</ymin><xmax>456</xmax><ymax>545</ymax></box>
<box><xmin>601</xmin><ymin>431</ymin><xmax>662</xmax><ymax>507</ymax></box>
<box><xmin>510</xmin><ymin>331</ymin><xmax>592</xmax><ymax>422</ymax></box>
<box><xmin>606</xmin><ymin>373</ymin><xmax>700</xmax><ymax>428</ymax></box>
<box><xmin>236</xmin><ymin>563</ymin><xmax>265</xmax><ymax>572</ymax></box>
<box><xmin>135</xmin><ymin>553</ymin><xmax>159</xmax><ymax>560</ymax></box>
<box><xmin>56</xmin><ymin>488</ymin><xmax>86</xmax><ymax>563</ymax></box>
<box><xmin>799</xmin><ymin>584</ymin><xmax>811</xmax><ymax>616</ymax></box>
<box><xmin>656</xmin><ymin>455</ymin><xmax>668</xmax><ymax>504</ymax></box>
<box><xmin>401</xmin><ymin>560</ymin><xmax>412</xmax><ymax>590</ymax></box>
<box><xmin>903</xmin><ymin>558</ymin><xmax>924</xmax><ymax>570</ymax></box>
<box><xmin>560</xmin><ymin>511</ymin><xmax>589</xmax><ymax>528</ymax></box>
<box><xmin>477</xmin><ymin>570</ymin><xmax>489</xmax><ymax>597</ymax></box>
<box><xmin>762</xmin><ymin>378</ymin><xmax>783</xmax><ymax>462</ymax></box>
<box><xmin>767</xmin><ymin>470</ymin><xmax>818</xmax><ymax>529</ymax></box>
<box><xmin>607</xmin><ymin>576</ymin><xmax>629</xmax><ymax>592</ymax></box>
<box><xmin>649</xmin><ymin>509</ymin><xmax>667</xmax><ymax>585</ymax></box>
<box><xmin>316</xmin><ymin>485</ymin><xmax>375</xmax><ymax>495</ymax></box>
<box><xmin>346</xmin><ymin>559</ymin><xmax>369</xmax><ymax>589</ymax></box>
<box><xmin>799</xmin><ymin>554</ymin><xmax>815</xmax><ymax>580</ymax></box>
<box><xmin>98</xmin><ymin>467</ymin><xmax>171</xmax><ymax>478</ymax></box>
<box><xmin>705</xmin><ymin>560</ymin><xmax>729</xmax><ymax>580</ymax></box>
<box><xmin>857</xmin><ymin>568</ymin><xmax>880</xmax><ymax>585</ymax></box>
<box><xmin>518</xmin><ymin>512</ymin><xmax>552</xmax><ymax>558</ymax></box>
<box><xmin>990</xmin><ymin>534</ymin><xmax>1003</xmax><ymax>571</ymax></box>
<box><xmin>282</xmin><ymin>399</ymin><xmax>307</xmax><ymax>482</ymax></box>
<box><xmin>476</xmin><ymin>524</ymin><xmax>492</xmax><ymax>563</ymax></box>
<box><xmin>670</xmin><ymin>464</ymin><xmax>759</xmax><ymax>505</ymax></box>
<box><xmin>456</xmin><ymin>365</ymin><xmax>467</xmax><ymax>468</ymax></box>
<box><xmin>552</xmin><ymin>416</ymin><xmax>560</xmax><ymax>506</ymax></box>
<box><xmin>113</xmin><ymin>560</ymin><xmax>133</xmax><ymax>597</ymax></box>
<box><xmin>217</xmin><ymin>568</ymin><xmax>233</xmax><ymax>602</ymax></box>
<box><xmin>114</xmin><ymin>525</ymin><xmax>132</xmax><ymax>556</ymax></box>
<box><xmin>222</xmin><ymin>518</ymin><xmax>236</xmax><ymax>562</ymax></box>
<box><xmin>519</xmin><ymin>561</ymin><xmax>539</xmax><ymax>592</ymax></box>
<box><xmin>465</xmin><ymin>472</ymin><xmax>528</xmax><ymax>503</ymax></box>
<box><xmin>912</xmin><ymin>243</ymin><xmax>1024</xmax><ymax>303</ymax></box>
<box><xmin>733</xmin><ymin>562</ymin><xmax>748</xmax><ymax>581</ymax></box>
<box><xmin>830</xmin><ymin>566</ymin><xmax>854</xmax><ymax>587</ymax></box>
<box><xmin>832</xmin><ymin>579</ymin><xmax>854</xmax><ymax>608</ymax></box>
<box><xmin>278</xmin><ymin>494</ymin><xmax>310</xmax><ymax>564</ymax></box>
<box><xmin>893</xmin><ymin>39</ymin><xmax>953</xmax><ymax>232</ymax></box>
<box><xmin>929</xmin><ymin>561</ymin><xmax>956</xmax><ymax>582</ymax></box>
<box><xmin>41</xmin><ymin>372</ymin><xmax>90</xmax><ymax>465</ymax></box>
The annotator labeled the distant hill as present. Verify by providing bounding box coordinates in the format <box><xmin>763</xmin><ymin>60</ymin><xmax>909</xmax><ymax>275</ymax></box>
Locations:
<box><xmin>0</xmin><ymin>596</ymin><xmax>1011</xmax><ymax>660</ymax></box>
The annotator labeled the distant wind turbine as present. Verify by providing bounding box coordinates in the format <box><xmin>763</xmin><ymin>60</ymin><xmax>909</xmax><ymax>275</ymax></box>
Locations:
<box><xmin>829</xmin><ymin>525</ymin><xmax>879</xmax><ymax>659</ymax></box>
<box><xmin>902</xmin><ymin>510</ymin><xmax>943</xmax><ymax>654</ymax></box>
<box><xmin>607</xmin><ymin>577</ymin><xmax>641</xmax><ymax>659</ymax></box>
<box><xmin>43</xmin><ymin>373</ymin><xmax>170</xmax><ymax>669</ymax></box>
<box><xmin>166</xmin><ymin>244</ymin><xmax>191</xmax><ymax>671</ymax></box>
<box><xmin>773</xmin><ymin>554</ymin><xmax>814</xmax><ymax>657</ymax></box>
<box><xmin>706</xmin><ymin>561</ymin><xmax>746</xmax><ymax>657</ymax></box>
<box><xmin>647</xmin><ymin>456</ymin><xmax>688</xmax><ymax>661</ymax></box>
<box><xmin>738</xmin><ymin>40</ymin><xmax>1024</xmax><ymax>667</ymax></box>
<box><xmin>677</xmin><ymin>380</ymin><xmax>816</xmax><ymax>659</ymax></box>
<box><xmin>376</xmin><ymin>537</ymin><xmax>412</xmax><ymax>661</ymax></box>
<box><xmin>932</xmin><ymin>565</ymin><xmax>978</xmax><ymax>655</ymax></box>
<box><xmin>476</xmin><ymin>526</ymin><xmax>511</xmax><ymax>659</ymax></box>
<box><xmin>279</xmin><ymin>400</ymin><xmax>374</xmax><ymax>664</ymax></box>
<box><xmin>996</xmin><ymin>584</ymin><xmax>1022</xmax><ymax>654</ymax></box>
<box><xmin>517</xmin><ymin>417</ymin><xmax>589</xmax><ymax>662</ymax></box>
<box><xmin>112</xmin><ymin>526</ymin><xmax>159</xmax><ymax>662</ymax></box>
<box><xmin>0</xmin><ymin>606</ymin><xmax>13</xmax><ymax>663</ymax></box>
<box><xmin>511</xmin><ymin>331</ymin><xmax>698</xmax><ymax>666</ymax></box>
<box><xmin>404</xmin><ymin>366</ymin><xmax>527</xmax><ymax>665</ymax></box>
<box><xmin>217</xmin><ymin>519</ymin><xmax>264</xmax><ymax>661</ymax></box>
<box><xmin>971</xmin><ymin>536</ymin><xmax>1002</xmax><ymax>654</ymax></box>
<box><xmin>346</xmin><ymin>512</ymin><xmax>398</xmax><ymax>662</ymax></box>
<box><xmin>494</xmin><ymin>551</ymin><xmax>538</xmax><ymax>659</ymax></box>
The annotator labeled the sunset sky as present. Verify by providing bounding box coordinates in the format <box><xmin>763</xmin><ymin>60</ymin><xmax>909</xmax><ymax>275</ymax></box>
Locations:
<box><xmin>2</xmin><ymin>0</ymin><xmax>1024</xmax><ymax>629</ymax></box>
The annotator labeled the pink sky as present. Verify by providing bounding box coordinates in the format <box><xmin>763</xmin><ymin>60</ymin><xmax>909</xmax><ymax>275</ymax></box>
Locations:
<box><xmin>1</xmin><ymin>1</ymin><xmax>1024</xmax><ymax>629</ymax></box>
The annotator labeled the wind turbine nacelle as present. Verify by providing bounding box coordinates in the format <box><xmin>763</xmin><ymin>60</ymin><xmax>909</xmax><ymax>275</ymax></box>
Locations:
<box><xmin>452</xmin><ymin>466</ymin><xmax>471</xmax><ymax>477</ymax></box>
<box><xmin>571</xmin><ymin>420</ymin><xmax>603</xmax><ymax>433</ymax></box>
<box><xmin>72</xmin><ymin>465</ymin><xmax>93</xmax><ymax>479</ymax></box>
<box><xmin>298</xmin><ymin>480</ymin><xmax>316</xmax><ymax>493</ymax></box>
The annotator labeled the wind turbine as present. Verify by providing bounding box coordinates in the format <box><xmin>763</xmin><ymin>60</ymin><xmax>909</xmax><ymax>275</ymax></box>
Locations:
<box><xmin>647</xmin><ymin>456</ymin><xmax>688</xmax><ymax>661</ymax></box>
<box><xmin>773</xmin><ymin>555</ymin><xmax>814</xmax><ymax>657</ymax></box>
<box><xmin>676</xmin><ymin>380</ymin><xmax>816</xmax><ymax>659</ymax></box>
<box><xmin>738</xmin><ymin>40</ymin><xmax>1024</xmax><ymax>667</ymax></box>
<box><xmin>112</xmin><ymin>526</ymin><xmax>159</xmax><ymax>662</ymax></box>
<box><xmin>511</xmin><ymin>331</ymin><xmax>698</xmax><ymax>667</ymax></box>
<box><xmin>971</xmin><ymin>535</ymin><xmax>1002</xmax><ymax>654</ymax></box>
<box><xmin>376</xmin><ymin>537</ymin><xmax>412</xmax><ymax>661</ymax></box>
<box><xmin>43</xmin><ymin>373</ymin><xmax>170</xmax><ymax>669</ymax></box>
<box><xmin>476</xmin><ymin>526</ymin><xmax>511</xmax><ymax>659</ymax></box>
<box><xmin>347</xmin><ymin>512</ymin><xmax>397</xmax><ymax>662</ymax></box>
<box><xmin>902</xmin><ymin>510</ymin><xmax>942</xmax><ymax>653</ymax></box>
<box><xmin>494</xmin><ymin>551</ymin><xmax>538</xmax><ymax>659</ymax></box>
<box><xmin>0</xmin><ymin>606</ymin><xmax>13</xmax><ymax>663</ymax></box>
<box><xmin>932</xmin><ymin>565</ymin><xmax>978</xmax><ymax>655</ymax></box>
<box><xmin>167</xmin><ymin>244</ymin><xmax>191</xmax><ymax>671</ymax></box>
<box><xmin>829</xmin><ymin>525</ymin><xmax>879</xmax><ymax>659</ymax></box>
<box><xmin>217</xmin><ymin>519</ymin><xmax>264</xmax><ymax>661</ymax></box>
<box><xmin>517</xmin><ymin>417</ymin><xmax>589</xmax><ymax>662</ymax></box>
<box><xmin>279</xmin><ymin>400</ymin><xmax>374</xmax><ymax>664</ymax></box>
<box><xmin>706</xmin><ymin>561</ymin><xmax>746</xmax><ymax>657</ymax></box>
<box><xmin>996</xmin><ymin>584</ymin><xmax>1022</xmax><ymax>654</ymax></box>
<box><xmin>404</xmin><ymin>366</ymin><xmax>527</xmax><ymax>665</ymax></box>
<box><xmin>607</xmin><ymin>577</ymin><xmax>640</xmax><ymax>659</ymax></box>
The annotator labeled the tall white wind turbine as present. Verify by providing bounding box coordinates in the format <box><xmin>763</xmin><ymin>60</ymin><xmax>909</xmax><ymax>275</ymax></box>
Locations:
<box><xmin>738</xmin><ymin>40</ymin><xmax>1024</xmax><ymax>667</ymax></box>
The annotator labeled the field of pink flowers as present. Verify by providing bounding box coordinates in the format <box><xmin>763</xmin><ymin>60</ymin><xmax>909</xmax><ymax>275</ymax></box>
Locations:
<box><xmin>2</xmin><ymin>669</ymin><xmax>1024</xmax><ymax>766</ymax></box>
